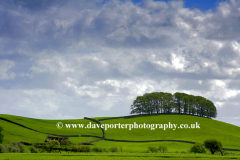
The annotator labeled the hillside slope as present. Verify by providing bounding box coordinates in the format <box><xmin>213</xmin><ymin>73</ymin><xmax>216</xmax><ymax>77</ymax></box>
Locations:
<box><xmin>0</xmin><ymin>114</ymin><xmax>240</xmax><ymax>151</ymax></box>
<box><xmin>0</xmin><ymin>114</ymin><xmax>102</xmax><ymax>144</ymax></box>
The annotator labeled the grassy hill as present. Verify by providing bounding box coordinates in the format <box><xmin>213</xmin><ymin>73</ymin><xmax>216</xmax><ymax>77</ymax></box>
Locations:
<box><xmin>0</xmin><ymin>114</ymin><xmax>102</xmax><ymax>144</ymax></box>
<box><xmin>0</xmin><ymin>114</ymin><xmax>240</xmax><ymax>152</ymax></box>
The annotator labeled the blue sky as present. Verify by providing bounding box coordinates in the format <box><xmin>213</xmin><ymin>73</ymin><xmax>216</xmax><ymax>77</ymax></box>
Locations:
<box><xmin>0</xmin><ymin>0</ymin><xmax>240</xmax><ymax>127</ymax></box>
<box><xmin>132</xmin><ymin>0</ymin><xmax>225</xmax><ymax>11</ymax></box>
<box><xmin>183</xmin><ymin>0</ymin><xmax>225</xmax><ymax>11</ymax></box>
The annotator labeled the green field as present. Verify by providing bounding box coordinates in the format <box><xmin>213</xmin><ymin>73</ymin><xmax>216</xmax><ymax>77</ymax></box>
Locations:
<box><xmin>97</xmin><ymin>115</ymin><xmax>240</xmax><ymax>150</ymax></box>
<box><xmin>0</xmin><ymin>114</ymin><xmax>102</xmax><ymax>144</ymax></box>
<box><xmin>0</xmin><ymin>153</ymin><xmax>240</xmax><ymax>160</ymax></box>
<box><xmin>0</xmin><ymin>114</ymin><xmax>240</xmax><ymax>154</ymax></box>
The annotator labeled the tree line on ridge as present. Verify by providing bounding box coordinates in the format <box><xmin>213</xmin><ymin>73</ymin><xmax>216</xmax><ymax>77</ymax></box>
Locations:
<box><xmin>130</xmin><ymin>92</ymin><xmax>217</xmax><ymax>118</ymax></box>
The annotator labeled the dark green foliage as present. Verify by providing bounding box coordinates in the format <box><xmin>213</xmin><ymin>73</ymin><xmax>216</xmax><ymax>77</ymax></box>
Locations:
<box><xmin>60</xmin><ymin>139</ymin><xmax>70</xmax><ymax>146</ymax></box>
<box><xmin>0</xmin><ymin>126</ymin><xmax>3</xmax><ymax>144</ymax></box>
<box><xmin>9</xmin><ymin>142</ymin><xmax>18</xmax><ymax>146</ymax></box>
<box><xmin>38</xmin><ymin>142</ymin><xmax>91</xmax><ymax>153</ymax></box>
<box><xmin>1</xmin><ymin>142</ymin><xmax>26</xmax><ymax>153</ymax></box>
<box><xmin>8</xmin><ymin>146</ymin><xmax>20</xmax><ymax>153</ymax></box>
<box><xmin>148</xmin><ymin>146</ymin><xmax>158</xmax><ymax>153</ymax></box>
<box><xmin>130</xmin><ymin>92</ymin><xmax>217</xmax><ymax>118</ymax></box>
<box><xmin>190</xmin><ymin>143</ymin><xmax>206</xmax><ymax>153</ymax></box>
<box><xmin>79</xmin><ymin>145</ymin><xmax>90</xmax><ymax>152</ymax></box>
<box><xmin>92</xmin><ymin>147</ymin><xmax>104</xmax><ymax>152</ymax></box>
<box><xmin>72</xmin><ymin>145</ymin><xmax>91</xmax><ymax>152</ymax></box>
<box><xmin>39</xmin><ymin>144</ymin><xmax>48</xmax><ymax>152</ymax></box>
<box><xmin>18</xmin><ymin>144</ymin><xmax>26</xmax><ymax>153</ymax></box>
<box><xmin>204</xmin><ymin>139</ymin><xmax>223</xmax><ymax>154</ymax></box>
<box><xmin>0</xmin><ymin>144</ymin><xmax>6</xmax><ymax>153</ymax></box>
<box><xmin>46</xmin><ymin>140</ymin><xmax>60</xmax><ymax>153</ymax></box>
<box><xmin>109</xmin><ymin>147</ymin><xmax>118</xmax><ymax>152</ymax></box>
<box><xmin>71</xmin><ymin>145</ymin><xmax>79</xmax><ymax>152</ymax></box>
<box><xmin>7</xmin><ymin>142</ymin><xmax>20</xmax><ymax>153</ymax></box>
<box><xmin>158</xmin><ymin>146</ymin><xmax>168</xmax><ymax>153</ymax></box>
<box><xmin>62</xmin><ymin>145</ymin><xmax>72</xmax><ymax>152</ymax></box>
<box><xmin>30</xmin><ymin>145</ymin><xmax>39</xmax><ymax>153</ymax></box>
<box><xmin>120</xmin><ymin>146</ymin><xmax>123</xmax><ymax>152</ymax></box>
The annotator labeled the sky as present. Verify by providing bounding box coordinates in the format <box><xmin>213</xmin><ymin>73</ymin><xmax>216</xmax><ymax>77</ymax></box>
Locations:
<box><xmin>0</xmin><ymin>0</ymin><xmax>240</xmax><ymax>127</ymax></box>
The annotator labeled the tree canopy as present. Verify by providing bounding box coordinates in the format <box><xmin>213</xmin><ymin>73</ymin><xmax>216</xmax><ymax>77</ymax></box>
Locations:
<box><xmin>130</xmin><ymin>92</ymin><xmax>217</xmax><ymax>118</ymax></box>
<box><xmin>0</xmin><ymin>126</ymin><xmax>3</xmax><ymax>144</ymax></box>
<box><xmin>204</xmin><ymin>139</ymin><xmax>223</xmax><ymax>155</ymax></box>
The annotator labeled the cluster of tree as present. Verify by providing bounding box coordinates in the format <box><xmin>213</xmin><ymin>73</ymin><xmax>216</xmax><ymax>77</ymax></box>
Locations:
<box><xmin>0</xmin><ymin>142</ymin><xmax>26</xmax><ymax>153</ymax></box>
<box><xmin>130</xmin><ymin>92</ymin><xmax>217</xmax><ymax>118</ymax></box>
<box><xmin>30</xmin><ymin>139</ymin><xmax>118</xmax><ymax>153</ymax></box>
<box><xmin>147</xmin><ymin>145</ymin><xmax>168</xmax><ymax>153</ymax></box>
<box><xmin>190</xmin><ymin>139</ymin><xmax>224</xmax><ymax>156</ymax></box>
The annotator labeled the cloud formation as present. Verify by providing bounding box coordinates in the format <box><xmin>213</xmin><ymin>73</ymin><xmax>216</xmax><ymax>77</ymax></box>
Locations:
<box><xmin>0</xmin><ymin>0</ymin><xmax>240</xmax><ymax>126</ymax></box>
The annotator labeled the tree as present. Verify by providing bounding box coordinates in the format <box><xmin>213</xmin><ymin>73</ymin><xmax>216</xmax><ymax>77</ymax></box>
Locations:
<box><xmin>190</xmin><ymin>143</ymin><xmax>206</xmax><ymax>153</ymax></box>
<box><xmin>60</xmin><ymin>138</ymin><xmax>70</xmax><ymax>146</ymax></box>
<box><xmin>156</xmin><ymin>92</ymin><xmax>165</xmax><ymax>113</ymax></box>
<box><xmin>158</xmin><ymin>146</ymin><xmax>168</xmax><ymax>153</ymax></box>
<box><xmin>109</xmin><ymin>147</ymin><xmax>118</xmax><ymax>152</ymax></box>
<box><xmin>130</xmin><ymin>92</ymin><xmax>217</xmax><ymax>118</ymax></box>
<box><xmin>0</xmin><ymin>144</ymin><xmax>6</xmax><ymax>153</ymax></box>
<box><xmin>173</xmin><ymin>92</ymin><xmax>183</xmax><ymax>113</ymax></box>
<box><xmin>204</xmin><ymin>139</ymin><xmax>223</xmax><ymax>155</ymax></box>
<box><xmin>151</xmin><ymin>92</ymin><xmax>160</xmax><ymax>114</ymax></box>
<box><xmin>163</xmin><ymin>93</ymin><xmax>173</xmax><ymax>113</ymax></box>
<box><xmin>148</xmin><ymin>146</ymin><xmax>158</xmax><ymax>153</ymax></box>
<box><xmin>46</xmin><ymin>140</ymin><xmax>60</xmax><ymax>153</ymax></box>
<box><xmin>207</xmin><ymin>100</ymin><xmax>217</xmax><ymax>118</ymax></box>
<box><xmin>130</xmin><ymin>96</ymin><xmax>148</xmax><ymax>114</ymax></box>
<box><xmin>195</xmin><ymin>96</ymin><xmax>206</xmax><ymax>117</ymax></box>
<box><xmin>188</xmin><ymin>95</ymin><xmax>196</xmax><ymax>115</ymax></box>
<box><xmin>0</xmin><ymin>126</ymin><xmax>3</xmax><ymax>144</ymax></box>
<box><xmin>144</xmin><ymin>92</ymin><xmax>159</xmax><ymax>114</ymax></box>
<box><xmin>30</xmin><ymin>145</ymin><xmax>39</xmax><ymax>153</ymax></box>
<box><xmin>182</xmin><ymin>94</ymin><xmax>190</xmax><ymax>114</ymax></box>
<box><xmin>143</xmin><ymin>93</ymin><xmax>153</xmax><ymax>114</ymax></box>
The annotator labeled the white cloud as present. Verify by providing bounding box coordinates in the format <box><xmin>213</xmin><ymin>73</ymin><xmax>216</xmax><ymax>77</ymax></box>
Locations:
<box><xmin>44</xmin><ymin>101</ymin><xmax>59</xmax><ymax>111</ymax></box>
<box><xmin>232</xmin><ymin>41</ymin><xmax>240</xmax><ymax>53</ymax></box>
<box><xmin>1</xmin><ymin>0</ymin><xmax>240</xmax><ymax>126</ymax></box>
<box><xmin>210</xmin><ymin>80</ymin><xmax>240</xmax><ymax>100</ymax></box>
<box><xmin>215</xmin><ymin>102</ymin><xmax>225</xmax><ymax>108</ymax></box>
<box><xmin>171</xmin><ymin>53</ymin><xmax>186</xmax><ymax>71</ymax></box>
<box><xmin>0</xmin><ymin>60</ymin><xmax>16</xmax><ymax>80</ymax></box>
